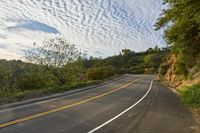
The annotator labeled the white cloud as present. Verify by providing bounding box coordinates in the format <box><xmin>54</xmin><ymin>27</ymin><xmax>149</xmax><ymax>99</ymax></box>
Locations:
<box><xmin>0</xmin><ymin>0</ymin><xmax>165</xmax><ymax>59</ymax></box>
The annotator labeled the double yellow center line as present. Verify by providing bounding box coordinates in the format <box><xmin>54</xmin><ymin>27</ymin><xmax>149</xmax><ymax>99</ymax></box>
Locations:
<box><xmin>0</xmin><ymin>78</ymin><xmax>141</xmax><ymax>128</ymax></box>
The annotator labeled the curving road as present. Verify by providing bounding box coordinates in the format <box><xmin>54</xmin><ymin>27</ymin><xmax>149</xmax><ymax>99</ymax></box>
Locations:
<box><xmin>0</xmin><ymin>75</ymin><xmax>197</xmax><ymax>133</ymax></box>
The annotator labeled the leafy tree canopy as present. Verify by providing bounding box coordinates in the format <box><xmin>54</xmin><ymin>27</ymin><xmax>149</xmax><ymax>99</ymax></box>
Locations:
<box><xmin>155</xmin><ymin>0</ymin><xmax>200</xmax><ymax>71</ymax></box>
<box><xmin>25</xmin><ymin>37</ymin><xmax>85</xmax><ymax>84</ymax></box>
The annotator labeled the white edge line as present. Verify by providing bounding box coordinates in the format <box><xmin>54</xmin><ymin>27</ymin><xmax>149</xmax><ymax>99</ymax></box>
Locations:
<box><xmin>88</xmin><ymin>79</ymin><xmax>154</xmax><ymax>133</ymax></box>
<box><xmin>0</xmin><ymin>77</ymin><xmax>128</xmax><ymax>113</ymax></box>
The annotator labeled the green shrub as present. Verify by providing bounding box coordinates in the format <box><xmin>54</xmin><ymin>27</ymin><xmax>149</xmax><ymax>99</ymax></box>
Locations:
<box><xmin>117</xmin><ymin>68</ymin><xmax>130</xmax><ymax>74</ymax></box>
<box><xmin>144</xmin><ymin>68</ymin><xmax>157</xmax><ymax>74</ymax></box>
<box><xmin>40</xmin><ymin>85</ymin><xmax>67</xmax><ymax>94</ymax></box>
<box><xmin>158</xmin><ymin>63</ymin><xmax>170</xmax><ymax>77</ymax></box>
<box><xmin>175</xmin><ymin>57</ymin><xmax>188</xmax><ymax>77</ymax></box>
<box><xmin>180</xmin><ymin>83</ymin><xmax>200</xmax><ymax>108</ymax></box>
<box><xmin>0</xmin><ymin>90</ymin><xmax>14</xmax><ymax>97</ymax></box>
<box><xmin>187</xmin><ymin>73</ymin><xmax>193</xmax><ymax>80</ymax></box>
<box><xmin>87</xmin><ymin>66</ymin><xmax>116</xmax><ymax>80</ymax></box>
<box><xmin>15</xmin><ymin>91</ymin><xmax>25</xmax><ymax>99</ymax></box>
<box><xmin>129</xmin><ymin>68</ymin><xmax>144</xmax><ymax>74</ymax></box>
<box><xmin>17</xmin><ymin>77</ymin><xmax>46</xmax><ymax>91</ymax></box>
<box><xmin>16</xmin><ymin>72</ymin><xmax>59</xmax><ymax>91</ymax></box>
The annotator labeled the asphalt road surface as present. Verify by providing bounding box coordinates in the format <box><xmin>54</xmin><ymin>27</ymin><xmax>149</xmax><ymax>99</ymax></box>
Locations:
<box><xmin>0</xmin><ymin>75</ymin><xmax>198</xmax><ymax>133</ymax></box>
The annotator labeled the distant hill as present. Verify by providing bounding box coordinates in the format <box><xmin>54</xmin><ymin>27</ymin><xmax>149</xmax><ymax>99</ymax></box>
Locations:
<box><xmin>84</xmin><ymin>47</ymin><xmax>169</xmax><ymax>74</ymax></box>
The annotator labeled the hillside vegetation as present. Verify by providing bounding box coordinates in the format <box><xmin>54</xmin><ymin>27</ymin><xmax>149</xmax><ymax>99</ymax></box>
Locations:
<box><xmin>84</xmin><ymin>47</ymin><xmax>169</xmax><ymax>75</ymax></box>
<box><xmin>156</xmin><ymin>0</ymin><xmax>200</xmax><ymax>79</ymax></box>
<box><xmin>156</xmin><ymin>0</ymin><xmax>200</xmax><ymax>113</ymax></box>
<box><xmin>0</xmin><ymin>40</ymin><xmax>168</xmax><ymax>104</ymax></box>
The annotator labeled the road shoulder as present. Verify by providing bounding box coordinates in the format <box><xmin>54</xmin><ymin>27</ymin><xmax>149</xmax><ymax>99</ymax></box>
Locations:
<box><xmin>159</xmin><ymin>81</ymin><xmax>200</xmax><ymax>133</ymax></box>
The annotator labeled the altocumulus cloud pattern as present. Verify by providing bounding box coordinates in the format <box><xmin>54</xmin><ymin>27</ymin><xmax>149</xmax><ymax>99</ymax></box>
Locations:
<box><xmin>0</xmin><ymin>0</ymin><xmax>165</xmax><ymax>59</ymax></box>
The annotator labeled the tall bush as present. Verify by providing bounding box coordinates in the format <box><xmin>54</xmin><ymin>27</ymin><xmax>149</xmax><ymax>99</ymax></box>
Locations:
<box><xmin>87</xmin><ymin>66</ymin><xmax>116</xmax><ymax>80</ymax></box>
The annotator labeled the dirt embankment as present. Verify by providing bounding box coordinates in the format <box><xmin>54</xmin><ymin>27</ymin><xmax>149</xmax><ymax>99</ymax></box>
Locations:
<box><xmin>161</xmin><ymin>54</ymin><xmax>200</xmax><ymax>89</ymax></box>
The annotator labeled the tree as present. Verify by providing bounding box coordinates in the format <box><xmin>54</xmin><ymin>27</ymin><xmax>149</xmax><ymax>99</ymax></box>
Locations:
<box><xmin>144</xmin><ymin>54</ymin><xmax>154</xmax><ymax>67</ymax></box>
<box><xmin>121</xmin><ymin>49</ymin><xmax>135</xmax><ymax>56</ymax></box>
<box><xmin>60</xmin><ymin>58</ymin><xmax>86</xmax><ymax>82</ymax></box>
<box><xmin>155</xmin><ymin>0</ymin><xmax>200</xmax><ymax>73</ymax></box>
<box><xmin>25</xmin><ymin>37</ymin><xmax>84</xmax><ymax>84</ymax></box>
<box><xmin>83</xmin><ymin>56</ymin><xmax>100</xmax><ymax>68</ymax></box>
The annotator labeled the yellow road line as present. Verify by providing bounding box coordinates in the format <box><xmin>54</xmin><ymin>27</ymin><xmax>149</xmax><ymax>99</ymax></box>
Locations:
<box><xmin>0</xmin><ymin>78</ymin><xmax>141</xmax><ymax>128</ymax></box>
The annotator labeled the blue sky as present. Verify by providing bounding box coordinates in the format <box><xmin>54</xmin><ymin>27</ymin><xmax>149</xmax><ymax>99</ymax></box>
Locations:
<box><xmin>0</xmin><ymin>0</ymin><xmax>165</xmax><ymax>59</ymax></box>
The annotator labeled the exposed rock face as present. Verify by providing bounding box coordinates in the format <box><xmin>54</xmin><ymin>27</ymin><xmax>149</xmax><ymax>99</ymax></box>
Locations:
<box><xmin>178</xmin><ymin>72</ymin><xmax>200</xmax><ymax>89</ymax></box>
<box><xmin>161</xmin><ymin>54</ymin><xmax>200</xmax><ymax>88</ymax></box>
<box><xmin>164</xmin><ymin>54</ymin><xmax>177</xmax><ymax>81</ymax></box>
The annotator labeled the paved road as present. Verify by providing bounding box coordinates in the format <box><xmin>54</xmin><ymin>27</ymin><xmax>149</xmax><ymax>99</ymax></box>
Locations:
<box><xmin>0</xmin><ymin>75</ymin><xmax>197</xmax><ymax>133</ymax></box>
